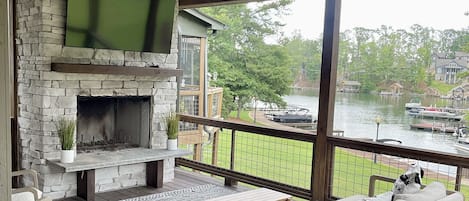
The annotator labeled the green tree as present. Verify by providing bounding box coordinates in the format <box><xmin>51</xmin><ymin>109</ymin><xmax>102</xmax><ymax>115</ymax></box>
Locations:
<box><xmin>201</xmin><ymin>1</ymin><xmax>294</xmax><ymax>118</ymax></box>
<box><xmin>280</xmin><ymin>31</ymin><xmax>322</xmax><ymax>82</ymax></box>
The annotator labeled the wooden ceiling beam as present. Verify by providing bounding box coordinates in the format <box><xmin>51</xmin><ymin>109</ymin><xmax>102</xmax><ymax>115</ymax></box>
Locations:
<box><xmin>179</xmin><ymin>0</ymin><xmax>264</xmax><ymax>9</ymax></box>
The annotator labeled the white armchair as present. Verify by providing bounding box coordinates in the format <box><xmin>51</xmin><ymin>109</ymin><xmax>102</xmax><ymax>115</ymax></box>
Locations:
<box><xmin>12</xmin><ymin>169</ymin><xmax>51</xmax><ymax>201</ymax></box>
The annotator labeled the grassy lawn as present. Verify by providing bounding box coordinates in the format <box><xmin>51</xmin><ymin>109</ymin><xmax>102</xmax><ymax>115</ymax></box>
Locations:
<box><xmin>430</xmin><ymin>81</ymin><xmax>457</xmax><ymax>95</ymax></box>
<box><xmin>228</xmin><ymin>110</ymin><xmax>252</xmax><ymax>122</ymax></box>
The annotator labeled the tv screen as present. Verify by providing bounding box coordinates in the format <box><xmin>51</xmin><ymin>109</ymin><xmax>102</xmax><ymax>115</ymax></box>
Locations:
<box><xmin>65</xmin><ymin>0</ymin><xmax>176</xmax><ymax>53</ymax></box>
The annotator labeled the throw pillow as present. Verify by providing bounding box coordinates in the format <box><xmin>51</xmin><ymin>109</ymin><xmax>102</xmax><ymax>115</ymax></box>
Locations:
<box><xmin>393</xmin><ymin>182</ymin><xmax>446</xmax><ymax>201</ymax></box>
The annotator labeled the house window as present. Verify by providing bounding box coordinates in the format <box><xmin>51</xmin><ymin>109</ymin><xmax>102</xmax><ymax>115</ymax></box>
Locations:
<box><xmin>180</xmin><ymin>37</ymin><xmax>201</xmax><ymax>86</ymax></box>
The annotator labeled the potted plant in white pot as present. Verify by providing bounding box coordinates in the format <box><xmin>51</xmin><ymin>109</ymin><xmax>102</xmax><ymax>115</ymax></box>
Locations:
<box><xmin>57</xmin><ymin>118</ymin><xmax>75</xmax><ymax>163</ymax></box>
<box><xmin>165</xmin><ymin>112</ymin><xmax>179</xmax><ymax>150</ymax></box>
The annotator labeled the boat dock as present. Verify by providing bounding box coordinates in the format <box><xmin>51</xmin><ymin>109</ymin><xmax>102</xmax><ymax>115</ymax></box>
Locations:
<box><xmin>278</xmin><ymin>122</ymin><xmax>317</xmax><ymax>130</ymax></box>
<box><xmin>410</xmin><ymin>123</ymin><xmax>458</xmax><ymax>133</ymax></box>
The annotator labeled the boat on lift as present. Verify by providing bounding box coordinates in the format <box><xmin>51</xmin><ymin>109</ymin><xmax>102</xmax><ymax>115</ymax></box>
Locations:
<box><xmin>405</xmin><ymin>98</ymin><xmax>422</xmax><ymax>110</ymax></box>
<box><xmin>267</xmin><ymin>107</ymin><xmax>316</xmax><ymax>123</ymax></box>
<box><xmin>407</xmin><ymin>106</ymin><xmax>463</xmax><ymax>121</ymax></box>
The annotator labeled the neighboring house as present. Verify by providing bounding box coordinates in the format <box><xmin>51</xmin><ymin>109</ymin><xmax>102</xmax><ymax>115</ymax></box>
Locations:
<box><xmin>389</xmin><ymin>82</ymin><xmax>403</xmax><ymax>95</ymax></box>
<box><xmin>433</xmin><ymin>55</ymin><xmax>468</xmax><ymax>84</ymax></box>
<box><xmin>448</xmin><ymin>83</ymin><xmax>469</xmax><ymax>100</ymax></box>
<box><xmin>177</xmin><ymin>9</ymin><xmax>225</xmax><ymax>158</ymax></box>
<box><xmin>455</xmin><ymin>51</ymin><xmax>469</xmax><ymax>65</ymax></box>
<box><xmin>378</xmin><ymin>82</ymin><xmax>403</xmax><ymax>96</ymax></box>
<box><xmin>451</xmin><ymin>86</ymin><xmax>465</xmax><ymax>100</ymax></box>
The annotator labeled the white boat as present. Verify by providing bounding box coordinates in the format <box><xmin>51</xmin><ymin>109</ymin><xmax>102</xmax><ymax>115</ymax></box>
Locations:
<box><xmin>418</xmin><ymin>110</ymin><xmax>463</xmax><ymax>121</ymax></box>
<box><xmin>453</xmin><ymin>127</ymin><xmax>469</xmax><ymax>152</ymax></box>
<box><xmin>405</xmin><ymin>98</ymin><xmax>421</xmax><ymax>110</ymax></box>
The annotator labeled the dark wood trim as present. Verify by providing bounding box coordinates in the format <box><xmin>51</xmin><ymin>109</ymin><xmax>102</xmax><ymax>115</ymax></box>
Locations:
<box><xmin>193</xmin><ymin>144</ymin><xmax>202</xmax><ymax>161</ymax></box>
<box><xmin>146</xmin><ymin>160</ymin><xmax>164</xmax><ymax>188</ymax></box>
<box><xmin>11</xmin><ymin>0</ymin><xmax>19</xmax><ymax>187</ymax></box>
<box><xmin>211</xmin><ymin>130</ymin><xmax>219</xmax><ymax>167</ymax></box>
<box><xmin>176</xmin><ymin>158</ymin><xmax>312</xmax><ymax>200</ymax></box>
<box><xmin>230</xmin><ymin>129</ymin><xmax>236</xmax><ymax>171</ymax></box>
<box><xmin>178</xmin><ymin>114</ymin><xmax>316</xmax><ymax>142</ymax></box>
<box><xmin>10</xmin><ymin>118</ymin><xmax>18</xmax><ymax>187</ymax></box>
<box><xmin>77</xmin><ymin>170</ymin><xmax>95</xmax><ymax>201</ymax></box>
<box><xmin>313</xmin><ymin>0</ymin><xmax>341</xmax><ymax>200</ymax></box>
<box><xmin>325</xmin><ymin>143</ymin><xmax>335</xmax><ymax>199</ymax></box>
<box><xmin>179</xmin><ymin>0</ymin><xmax>262</xmax><ymax>9</ymax></box>
<box><xmin>328</xmin><ymin>136</ymin><xmax>469</xmax><ymax>168</ymax></box>
<box><xmin>456</xmin><ymin>166</ymin><xmax>462</xmax><ymax>191</ymax></box>
<box><xmin>51</xmin><ymin>63</ymin><xmax>183</xmax><ymax>77</ymax></box>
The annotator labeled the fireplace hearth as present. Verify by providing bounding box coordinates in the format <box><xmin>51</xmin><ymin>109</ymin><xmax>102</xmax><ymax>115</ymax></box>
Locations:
<box><xmin>77</xmin><ymin>96</ymin><xmax>151</xmax><ymax>153</ymax></box>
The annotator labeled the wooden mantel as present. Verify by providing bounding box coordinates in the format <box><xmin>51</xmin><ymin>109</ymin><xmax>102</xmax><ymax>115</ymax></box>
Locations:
<box><xmin>51</xmin><ymin>63</ymin><xmax>183</xmax><ymax>77</ymax></box>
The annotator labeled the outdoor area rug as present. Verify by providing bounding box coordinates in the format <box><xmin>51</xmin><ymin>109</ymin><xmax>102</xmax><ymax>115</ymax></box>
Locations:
<box><xmin>119</xmin><ymin>184</ymin><xmax>237</xmax><ymax>201</ymax></box>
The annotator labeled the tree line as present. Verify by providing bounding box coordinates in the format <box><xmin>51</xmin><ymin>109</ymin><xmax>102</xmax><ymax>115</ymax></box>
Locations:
<box><xmin>201</xmin><ymin>2</ymin><xmax>469</xmax><ymax>117</ymax></box>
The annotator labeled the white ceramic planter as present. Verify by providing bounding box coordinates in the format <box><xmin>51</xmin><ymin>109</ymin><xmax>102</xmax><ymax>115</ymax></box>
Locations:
<box><xmin>61</xmin><ymin>150</ymin><xmax>75</xmax><ymax>163</ymax></box>
<box><xmin>167</xmin><ymin>139</ymin><xmax>178</xmax><ymax>151</ymax></box>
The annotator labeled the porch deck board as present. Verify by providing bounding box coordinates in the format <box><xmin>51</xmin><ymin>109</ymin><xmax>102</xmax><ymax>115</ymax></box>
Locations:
<box><xmin>55</xmin><ymin>168</ymin><xmax>248</xmax><ymax>201</ymax></box>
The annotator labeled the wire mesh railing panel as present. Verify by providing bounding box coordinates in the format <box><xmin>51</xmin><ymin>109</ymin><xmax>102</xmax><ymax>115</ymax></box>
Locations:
<box><xmin>179</xmin><ymin>95</ymin><xmax>199</xmax><ymax>131</ymax></box>
<box><xmin>201</xmin><ymin>130</ymin><xmax>232</xmax><ymax>169</ymax></box>
<box><xmin>232</xmin><ymin>130</ymin><xmax>313</xmax><ymax>188</ymax></box>
<box><xmin>331</xmin><ymin>146</ymin><xmax>469</xmax><ymax>199</ymax></box>
<box><xmin>179</xmin><ymin>127</ymin><xmax>313</xmax><ymax>189</ymax></box>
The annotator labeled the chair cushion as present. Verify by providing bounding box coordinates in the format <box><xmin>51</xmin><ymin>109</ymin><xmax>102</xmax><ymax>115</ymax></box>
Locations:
<box><xmin>12</xmin><ymin>191</ymin><xmax>35</xmax><ymax>201</ymax></box>
<box><xmin>437</xmin><ymin>192</ymin><xmax>464</xmax><ymax>201</ymax></box>
<box><xmin>393</xmin><ymin>182</ymin><xmax>446</xmax><ymax>201</ymax></box>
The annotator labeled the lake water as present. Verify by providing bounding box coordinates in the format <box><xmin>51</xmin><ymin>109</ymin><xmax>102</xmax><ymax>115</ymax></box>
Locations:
<box><xmin>284</xmin><ymin>90</ymin><xmax>469</xmax><ymax>157</ymax></box>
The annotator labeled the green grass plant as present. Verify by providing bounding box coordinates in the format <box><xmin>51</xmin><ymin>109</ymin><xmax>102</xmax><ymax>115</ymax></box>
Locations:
<box><xmin>165</xmin><ymin>112</ymin><xmax>179</xmax><ymax>139</ymax></box>
<box><xmin>56</xmin><ymin>118</ymin><xmax>75</xmax><ymax>150</ymax></box>
<box><xmin>228</xmin><ymin>110</ymin><xmax>252</xmax><ymax>121</ymax></box>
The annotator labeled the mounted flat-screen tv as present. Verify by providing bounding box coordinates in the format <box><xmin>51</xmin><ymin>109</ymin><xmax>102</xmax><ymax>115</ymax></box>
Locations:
<box><xmin>65</xmin><ymin>0</ymin><xmax>176</xmax><ymax>53</ymax></box>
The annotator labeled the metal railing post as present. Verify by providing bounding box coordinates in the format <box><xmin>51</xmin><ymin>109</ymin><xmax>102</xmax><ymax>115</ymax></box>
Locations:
<box><xmin>225</xmin><ymin>129</ymin><xmax>238</xmax><ymax>186</ymax></box>
<box><xmin>211</xmin><ymin>130</ymin><xmax>219</xmax><ymax>166</ymax></box>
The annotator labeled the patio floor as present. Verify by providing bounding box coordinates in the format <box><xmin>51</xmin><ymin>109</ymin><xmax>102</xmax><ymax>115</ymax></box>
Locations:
<box><xmin>56</xmin><ymin>168</ymin><xmax>249</xmax><ymax>201</ymax></box>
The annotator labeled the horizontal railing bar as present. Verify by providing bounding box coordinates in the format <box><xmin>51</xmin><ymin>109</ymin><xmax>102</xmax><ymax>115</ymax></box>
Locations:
<box><xmin>176</xmin><ymin>158</ymin><xmax>312</xmax><ymax>200</ymax></box>
<box><xmin>178</xmin><ymin>114</ymin><xmax>316</xmax><ymax>142</ymax></box>
<box><xmin>328</xmin><ymin>136</ymin><xmax>469</xmax><ymax>168</ymax></box>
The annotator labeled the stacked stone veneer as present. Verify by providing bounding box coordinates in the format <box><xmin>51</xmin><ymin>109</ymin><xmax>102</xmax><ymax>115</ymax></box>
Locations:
<box><xmin>16</xmin><ymin>0</ymin><xmax>179</xmax><ymax>199</ymax></box>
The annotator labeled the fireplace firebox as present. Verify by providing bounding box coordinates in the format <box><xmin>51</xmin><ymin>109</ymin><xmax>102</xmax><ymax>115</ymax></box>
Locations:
<box><xmin>77</xmin><ymin>96</ymin><xmax>151</xmax><ymax>152</ymax></box>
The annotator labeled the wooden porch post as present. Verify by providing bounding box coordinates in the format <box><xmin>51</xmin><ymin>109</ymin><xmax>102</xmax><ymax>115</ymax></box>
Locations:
<box><xmin>311</xmin><ymin>0</ymin><xmax>341</xmax><ymax>200</ymax></box>
<box><xmin>0</xmin><ymin>0</ymin><xmax>13</xmax><ymax>200</ymax></box>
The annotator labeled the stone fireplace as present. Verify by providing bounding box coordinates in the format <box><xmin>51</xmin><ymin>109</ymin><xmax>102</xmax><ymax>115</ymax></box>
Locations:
<box><xmin>77</xmin><ymin>96</ymin><xmax>151</xmax><ymax>152</ymax></box>
<box><xmin>15</xmin><ymin>0</ymin><xmax>181</xmax><ymax>199</ymax></box>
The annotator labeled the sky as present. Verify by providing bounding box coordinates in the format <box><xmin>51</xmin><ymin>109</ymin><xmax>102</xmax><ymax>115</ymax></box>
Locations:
<box><xmin>279</xmin><ymin>0</ymin><xmax>469</xmax><ymax>39</ymax></box>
